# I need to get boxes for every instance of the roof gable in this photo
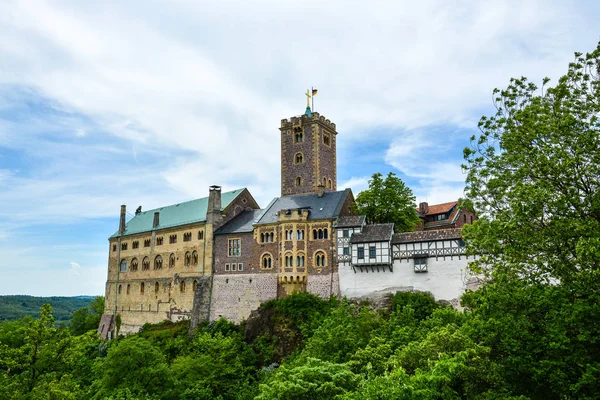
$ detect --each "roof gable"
[110,188,246,238]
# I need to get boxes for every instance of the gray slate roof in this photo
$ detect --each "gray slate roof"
[335,215,366,228]
[256,189,351,224]
[215,209,264,234]
[350,223,394,243]
[392,228,462,244]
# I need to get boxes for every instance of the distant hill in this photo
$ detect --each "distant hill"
[0,295,95,323]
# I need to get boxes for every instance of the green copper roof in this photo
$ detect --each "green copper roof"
[109,188,245,239]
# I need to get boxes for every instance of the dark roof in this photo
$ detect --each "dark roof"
[350,223,394,243]
[215,209,264,235]
[256,189,351,224]
[392,228,462,244]
[418,201,457,216]
[335,215,366,228]
[110,188,245,238]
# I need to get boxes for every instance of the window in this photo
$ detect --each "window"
[286,230,293,240]
[357,247,364,260]
[232,263,237,271]
[154,282,160,293]
[436,214,446,221]
[126,284,131,295]
[112,244,116,252]
[296,254,305,267]
[169,253,175,268]
[297,229,304,240]
[144,239,151,247]
[120,260,127,272]
[295,177,302,186]
[192,250,198,265]
[118,284,122,294]
[294,127,303,143]
[295,153,304,164]
[142,257,150,271]
[369,246,376,259]
[313,228,328,239]
[169,235,177,244]
[261,232,274,243]
[262,254,273,269]
[225,264,230,271]
[324,228,328,239]
[463,214,467,223]
[470,216,474,223]
[132,241,138,249]
[238,263,243,271]
[323,177,327,186]
[180,281,186,293]
[198,230,204,240]
[131,258,138,271]
[156,237,163,246]
[343,247,349,256]
[228,239,241,256]
[414,257,428,273]
[193,280,198,292]
[285,253,293,267]
[140,282,145,294]
[121,242,128,251]
[315,251,326,267]
[185,252,191,267]
[343,230,349,238]
[183,232,192,242]
[323,133,330,146]
[154,255,163,270]
[328,179,332,189]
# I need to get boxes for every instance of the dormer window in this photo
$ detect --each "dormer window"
[436,214,446,221]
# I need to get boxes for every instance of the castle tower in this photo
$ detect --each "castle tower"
[280,107,337,196]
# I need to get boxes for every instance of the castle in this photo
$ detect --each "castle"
[98,103,476,338]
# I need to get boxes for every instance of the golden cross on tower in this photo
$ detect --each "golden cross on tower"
[305,89,311,108]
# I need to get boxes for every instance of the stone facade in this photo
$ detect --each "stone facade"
[280,112,337,196]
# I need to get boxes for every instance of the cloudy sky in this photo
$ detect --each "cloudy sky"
[0,0,598,296]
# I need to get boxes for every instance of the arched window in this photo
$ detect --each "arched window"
[120,260,127,272]
[140,282,145,294]
[296,229,304,240]
[318,229,324,239]
[193,280,198,292]
[180,281,186,293]
[118,284,122,294]
[154,282,160,293]
[314,251,327,267]
[313,229,318,240]
[295,153,304,164]
[261,253,273,269]
[131,258,138,271]
[324,228,328,239]
[192,251,198,265]
[169,253,175,268]
[154,255,162,270]
[296,177,302,186]
[142,257,150,271]
[126,284,131,295]
[270,232,274,242]
[185,252,191,266]
[285,253,293,267]
[296,254,305,267]
[328,179,332,189]
[323,177,327,186]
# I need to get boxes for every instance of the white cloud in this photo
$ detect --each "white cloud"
[339,176,370,195]
[69,262,81,276]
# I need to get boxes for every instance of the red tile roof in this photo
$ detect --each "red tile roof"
[420,201,457,215]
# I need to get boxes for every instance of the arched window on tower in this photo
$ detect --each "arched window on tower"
[328,179,332,189]
[131,258,138,271]
[314,251,327,267]
[295,153,303,164]
[142,257,150,271]
[323,177,327,186]
[261,253,273,269]
[296,177,302,186]
[154,255,162,270]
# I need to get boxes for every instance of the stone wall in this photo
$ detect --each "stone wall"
[307,273,340,299]
[209,274,278,323]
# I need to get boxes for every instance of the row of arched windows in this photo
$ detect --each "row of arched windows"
[261,232,275,243]
[121,251,199,272]
[265,251,327,268]
[117,280,198,296]
[313,228,329,240]
[322,177,333,189]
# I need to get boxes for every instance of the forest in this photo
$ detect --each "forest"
[1,39,598,400]
[0,296,94,323]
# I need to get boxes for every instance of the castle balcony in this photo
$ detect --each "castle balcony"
[278,274,307,284]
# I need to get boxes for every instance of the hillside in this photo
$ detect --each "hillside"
[0,295,94,322]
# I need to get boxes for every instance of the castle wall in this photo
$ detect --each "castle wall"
[307,273,340,299]
[338,255,474,301]
[209,274,278,322]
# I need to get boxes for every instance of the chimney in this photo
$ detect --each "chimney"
[207,185,222,225]
[153,212,160,228]
[135,206,142,215]
[119,205,126,234]
[419,202,429,214]
[317,184,325,198]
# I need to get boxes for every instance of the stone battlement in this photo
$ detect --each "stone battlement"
[280,112,336,131]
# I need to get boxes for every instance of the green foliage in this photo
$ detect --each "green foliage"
[463,41,600,291]
[0,295,94,323]
[355,172,420,232]
[70,297,105,335]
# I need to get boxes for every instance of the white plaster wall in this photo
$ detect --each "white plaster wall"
[339,256,473,301]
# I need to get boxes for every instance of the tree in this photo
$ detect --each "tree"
[356,172,420,232]
[463,42,600,291]
[70,296,105,336]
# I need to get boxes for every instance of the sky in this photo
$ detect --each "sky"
[0,0,598,296]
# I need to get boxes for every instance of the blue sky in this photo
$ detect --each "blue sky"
[0,0,598,296]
